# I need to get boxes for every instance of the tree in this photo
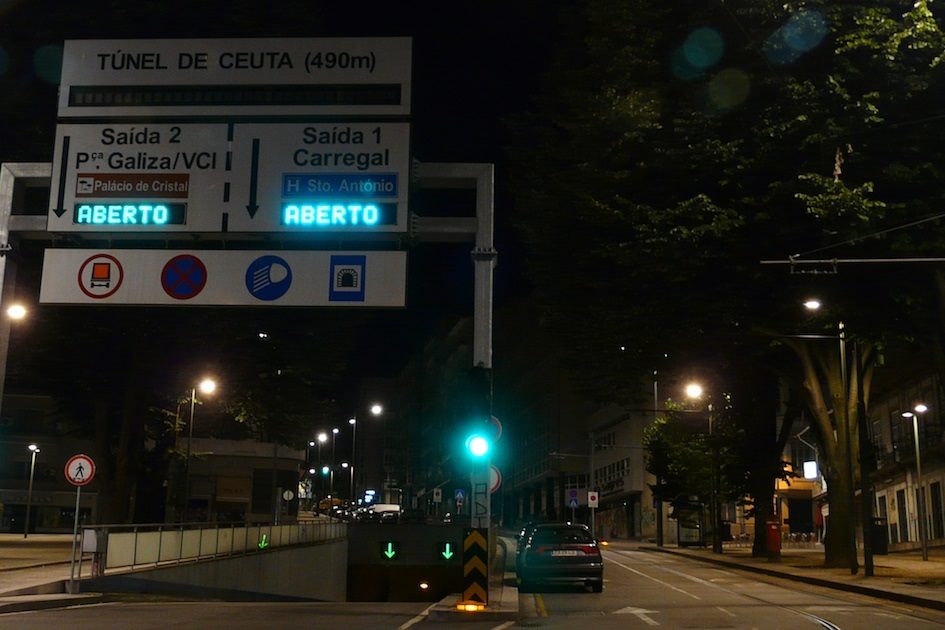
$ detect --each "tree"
[508,0,945,566]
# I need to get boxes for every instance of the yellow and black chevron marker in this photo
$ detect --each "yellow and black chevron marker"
[462,527,489,605]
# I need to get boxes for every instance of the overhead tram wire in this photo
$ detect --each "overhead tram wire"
[761,210,945,270]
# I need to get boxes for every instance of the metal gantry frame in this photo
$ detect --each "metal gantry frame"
[0,159,496,598]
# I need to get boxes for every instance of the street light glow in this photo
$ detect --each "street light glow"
[803,299,821,311]
[318,432,328,443]
[349,417,356,425]
[332,427,339,434]
[685,383,704,400]
[199,378,216,395]
[915,404,929,413]
[28,443,39,452]
[370,403,383,416]
[7,304,26,320]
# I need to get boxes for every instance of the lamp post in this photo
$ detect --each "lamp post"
[349,403,383,503]
[183,378,216,522]
[804,299,861,575]
[348,418,357,501]
[904,404,930,561]
[341,461,352,500]
[330,427,339,498]
[686,383,722,554]
[23,443,39,538]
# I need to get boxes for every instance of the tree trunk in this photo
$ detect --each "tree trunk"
[823,471,856,569]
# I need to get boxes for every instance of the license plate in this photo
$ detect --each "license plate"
[550,550,579,556]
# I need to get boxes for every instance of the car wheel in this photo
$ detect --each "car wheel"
[591,580,603,593]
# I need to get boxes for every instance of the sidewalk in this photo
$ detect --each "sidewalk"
[635,541,945,611]
[0,533,103,612]
[0,533,74,572]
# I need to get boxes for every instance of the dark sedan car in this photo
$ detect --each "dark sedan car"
[514,521,544,569]
[517,523,603,592]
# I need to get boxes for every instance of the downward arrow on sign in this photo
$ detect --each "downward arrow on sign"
[442,543,454,559]
[384,542,396,559]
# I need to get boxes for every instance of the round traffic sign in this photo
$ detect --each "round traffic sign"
[161,254,207,300]
[246,255,292,301]
[77,254,123,299]
[490,415,502,442]
[489,465,502,494]
[64,453,96,486]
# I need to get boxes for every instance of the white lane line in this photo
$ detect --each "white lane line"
[716,606,736,617]
[491,622,516,630]
[398,602,436,629]
[658,567,719,587]
[605,555,701,600]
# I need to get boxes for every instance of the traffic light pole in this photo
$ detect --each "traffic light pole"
[414,162,495,609]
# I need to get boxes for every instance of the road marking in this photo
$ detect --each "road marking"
[605,554,701,600]
[614,606,660,625]
[716,606,736,617]
[794,611,842,630]
[535,593,549,617]
[397,602,436,629]
[491,622,516,630]
[658,567,719,587]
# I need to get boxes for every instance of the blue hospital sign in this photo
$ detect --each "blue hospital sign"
[329,255,366,302]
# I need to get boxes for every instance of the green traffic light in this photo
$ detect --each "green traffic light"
[465,434,490,458]
[321,465,330,475]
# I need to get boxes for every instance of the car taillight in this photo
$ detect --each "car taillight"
[533,546,552,554]
[579,545,600,555]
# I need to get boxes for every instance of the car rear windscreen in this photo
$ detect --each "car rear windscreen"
[532,527,594,544]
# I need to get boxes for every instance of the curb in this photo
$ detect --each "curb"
[644,546,945,612]
[426,535,519,622]
[0,592,104,614]
[0,560,72,574]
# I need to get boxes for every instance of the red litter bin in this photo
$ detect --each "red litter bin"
[766,520,781,560]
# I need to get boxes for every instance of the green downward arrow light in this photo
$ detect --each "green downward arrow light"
[441,542,454,559]
[258,534,269,550]
[384,542,397,559]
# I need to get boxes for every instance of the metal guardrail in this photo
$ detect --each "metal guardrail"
[78,520,346,575]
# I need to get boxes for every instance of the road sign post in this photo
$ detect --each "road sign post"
[65,454,95,592]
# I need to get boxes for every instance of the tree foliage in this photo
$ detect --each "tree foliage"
[509,0,945,565]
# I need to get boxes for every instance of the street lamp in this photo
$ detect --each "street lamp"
[903,404,930,561]
[686,383,722,554]
[330,427,339,497]
[341,461,352,500]
[23,443,39,538]
[6,304,26,320]
[183,377,216,521]
[348,417,357,501]
[804,298,861,575]
[315,432,328,510]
